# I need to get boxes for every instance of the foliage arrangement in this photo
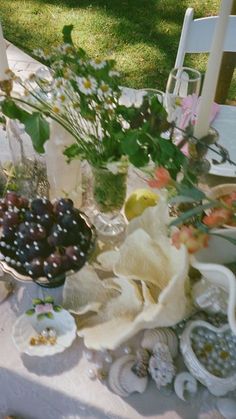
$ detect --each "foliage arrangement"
[0,25,187,178]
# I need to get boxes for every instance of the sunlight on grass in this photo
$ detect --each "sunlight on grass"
[0,0,234,99]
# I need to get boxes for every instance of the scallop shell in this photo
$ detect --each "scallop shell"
[149,342,176,389]
[174,372,198,402]
[141,328,178,358]
[108,354,148,397]
[216,398,236,419]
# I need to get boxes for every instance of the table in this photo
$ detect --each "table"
[1,98,236,419]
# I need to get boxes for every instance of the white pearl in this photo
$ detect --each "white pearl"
[104,354,113,364]
[48,328,57,338]
[84,350,94,361]
[123,346,131,354]
[87,368,96,380]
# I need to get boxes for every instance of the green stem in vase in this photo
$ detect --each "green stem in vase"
[92,167,127,213]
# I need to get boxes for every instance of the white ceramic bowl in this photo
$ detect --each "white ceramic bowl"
[12,309,76,356]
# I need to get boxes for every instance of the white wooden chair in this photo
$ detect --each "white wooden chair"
[175,7,236,68]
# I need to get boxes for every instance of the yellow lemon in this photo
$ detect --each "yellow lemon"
[124,188,159,221]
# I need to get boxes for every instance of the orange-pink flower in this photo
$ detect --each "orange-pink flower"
[202,208,233,228]
[172,225,209,254]
[147,167,171,189]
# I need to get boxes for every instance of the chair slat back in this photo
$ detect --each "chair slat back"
[175,8,236,68]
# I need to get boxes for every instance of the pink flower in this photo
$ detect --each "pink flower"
[35,303,53,314]
[179,94,220,130]
[172,225,209,254]
[147,167,171,189]
[202,208,233,228]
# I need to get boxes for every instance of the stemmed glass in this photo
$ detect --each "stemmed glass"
[165,67,202,145]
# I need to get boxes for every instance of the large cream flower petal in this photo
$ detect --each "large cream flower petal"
[63,265,119,315]
[127,199,170,239]
[114,229,171,292]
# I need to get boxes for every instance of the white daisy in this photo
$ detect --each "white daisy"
[97,81,112,98]
[90,58,106,70]
[76,76,97,95]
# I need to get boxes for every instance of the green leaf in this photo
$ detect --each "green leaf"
[32,298,43,306]
[37,313,46,320]
[25,308,35,316]
[169,195,197,205]
[62,25,74,45]
[45,312,54,319]
[121,132,139,156]
[64,143,80,160]
[169,202,215,227]
[24,112,50,153]
[44,296,54,304]
[1,99,29,120]
[175,184,206,201]
[53,305,62,312]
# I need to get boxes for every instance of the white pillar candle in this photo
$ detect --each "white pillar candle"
[0,21,9,80]
[194,0,233,139]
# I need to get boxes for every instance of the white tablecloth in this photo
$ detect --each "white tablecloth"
[0,280,223,419]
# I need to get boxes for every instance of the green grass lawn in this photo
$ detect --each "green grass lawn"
[1,0,235,98]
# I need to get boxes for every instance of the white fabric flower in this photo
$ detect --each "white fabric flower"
[90,59,107,70]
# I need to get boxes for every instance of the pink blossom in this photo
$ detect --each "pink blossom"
[147,167,171,189]
[35,303,53,314]
[202,208,233,228]
[172,225,209,254]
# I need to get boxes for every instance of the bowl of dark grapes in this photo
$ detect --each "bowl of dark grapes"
[0,192,96,287]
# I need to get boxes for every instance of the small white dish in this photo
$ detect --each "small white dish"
[12,309,77,356]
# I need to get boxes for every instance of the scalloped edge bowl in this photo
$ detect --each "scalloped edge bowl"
[12,309,77,356]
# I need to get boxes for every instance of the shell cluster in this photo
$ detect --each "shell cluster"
[131,348,150,378]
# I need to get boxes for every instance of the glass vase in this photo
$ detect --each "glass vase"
[6,120,49,198]
[91,166,127,240]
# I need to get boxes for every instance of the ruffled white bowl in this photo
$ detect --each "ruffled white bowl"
[12,309,76,356]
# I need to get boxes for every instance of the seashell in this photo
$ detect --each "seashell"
[192,278,228,314]
[216,398,236,419]
[174,372,198,402]
[149,342,175,389]
[131,348,150,378]
[108,354,148,397]
[141,328,178,358]
[180,320,236,396]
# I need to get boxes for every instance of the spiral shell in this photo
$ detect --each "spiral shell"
[149,342,176,389]
[108,354,148,397]
[131,348,150,378]
[141,328,178,358]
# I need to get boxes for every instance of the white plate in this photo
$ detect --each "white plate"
[208,105,236,177]
[12,309,77,356]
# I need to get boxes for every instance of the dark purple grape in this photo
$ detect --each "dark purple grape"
[44,253,63,279]
[18,196,29,210]
[59,213,79,230]
[47,224,67,247]
[25,257,44,278]
[27,222,47,241]
[26,240,51,260]
[37,212,54,230]
[31,197,53,215]
[24,210,36,223]
[2,226,16,241]
[0,201,7,218]
[65,245,86,268]
[2,211,20,228]
[4,191,20,208]
[53,198,74,215]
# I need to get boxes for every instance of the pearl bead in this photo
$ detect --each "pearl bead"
[48,328,57,338]
[87,368,96,380]
[104,354,113,364]
[84,350,94,361]
[123,346,131,354]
